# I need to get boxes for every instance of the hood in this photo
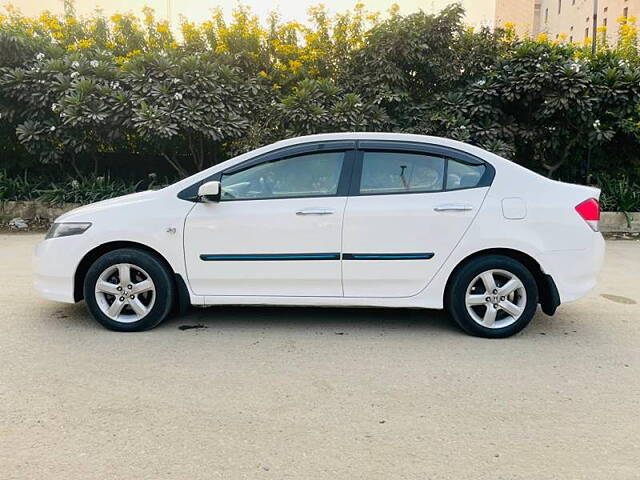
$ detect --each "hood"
[56,190,159,222]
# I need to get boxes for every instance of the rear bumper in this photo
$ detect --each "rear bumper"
[541,233,605,304]
[33,237,81,304]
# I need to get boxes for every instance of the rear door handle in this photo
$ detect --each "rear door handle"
[296,208,335,215]
[433,204,474,212]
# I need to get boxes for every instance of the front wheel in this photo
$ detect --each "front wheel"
[83,248,175,332]
[446,255,538,338]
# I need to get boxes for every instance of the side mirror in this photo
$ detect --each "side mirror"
[198,181,221,202]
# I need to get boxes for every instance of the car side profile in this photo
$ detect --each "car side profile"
[33,133,605,338]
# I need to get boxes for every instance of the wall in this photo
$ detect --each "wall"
[535,0,639,44]
[495,0,538,35]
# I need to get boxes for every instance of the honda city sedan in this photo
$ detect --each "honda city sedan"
[34,133,605,338]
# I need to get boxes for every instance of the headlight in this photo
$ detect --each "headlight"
[45,222,92,239]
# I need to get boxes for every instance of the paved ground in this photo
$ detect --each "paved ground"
[1,234,639,479]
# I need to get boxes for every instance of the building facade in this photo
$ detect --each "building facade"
[532,0,639,44]
[461,0,538,37]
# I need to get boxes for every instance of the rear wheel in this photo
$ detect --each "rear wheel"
[83,248,175,331]
[446,255,538,338]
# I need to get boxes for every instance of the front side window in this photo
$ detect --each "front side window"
[359,151,445,195]
[220,151,344,200]
[446,158,486,190]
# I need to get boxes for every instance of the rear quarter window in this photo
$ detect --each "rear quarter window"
[446,158,486,190]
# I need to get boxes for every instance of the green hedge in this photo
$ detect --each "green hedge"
[0,3,639,191]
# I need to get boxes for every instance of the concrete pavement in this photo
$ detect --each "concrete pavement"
[1,234,639,479]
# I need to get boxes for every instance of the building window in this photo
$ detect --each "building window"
[586,16,590,22]
[585,27,589,38]
[545,8,549,23]
[603,18,607,27]
[604,7,608,13]
[623,7,629,17]
[558,0,562,14]
[572,0,575,4]
[569,35,573,42]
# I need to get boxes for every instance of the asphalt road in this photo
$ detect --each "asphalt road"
[1,233,639,479]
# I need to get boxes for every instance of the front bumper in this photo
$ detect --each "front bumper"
[33,236,84,303]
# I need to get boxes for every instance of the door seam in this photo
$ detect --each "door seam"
[339,196,350,297]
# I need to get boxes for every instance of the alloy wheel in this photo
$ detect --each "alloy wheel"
[464,269,527,329]
[94,263,156,323]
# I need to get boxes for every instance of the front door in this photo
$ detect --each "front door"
[341,144,492,297]
[184,146,354,297]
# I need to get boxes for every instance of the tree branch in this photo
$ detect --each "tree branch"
[161,152,189,178]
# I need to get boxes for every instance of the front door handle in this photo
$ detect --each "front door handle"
[296,208,335,215]
[433,204,474,212]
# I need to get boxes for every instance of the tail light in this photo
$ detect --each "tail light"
[575,198,600,231]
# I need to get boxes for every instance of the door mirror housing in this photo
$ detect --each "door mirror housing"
[198,181,221,202]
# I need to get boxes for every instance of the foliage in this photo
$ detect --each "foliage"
[0,170,42,200]
[0,2,639,191]
[0,170,148,204]
[124,52,260,176]
[596,173,640,227]
[36,175,143,205]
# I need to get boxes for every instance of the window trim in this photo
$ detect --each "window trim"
[177,140,356,201]
[350,141,495,197]
[177,139,496,201]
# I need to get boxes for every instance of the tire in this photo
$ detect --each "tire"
[83,248,175,332]
[446,255,538,338]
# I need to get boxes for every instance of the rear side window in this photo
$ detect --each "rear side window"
[359,151,445,194]
[446,158,486,190]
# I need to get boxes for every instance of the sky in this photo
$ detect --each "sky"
[9,0,467,26]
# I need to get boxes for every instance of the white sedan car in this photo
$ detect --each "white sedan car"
[34,133,604,338]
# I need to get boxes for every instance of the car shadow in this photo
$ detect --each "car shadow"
[42,298,574,339]
[162,304,460,334]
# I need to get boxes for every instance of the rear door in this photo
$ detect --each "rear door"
[341,141,493,298]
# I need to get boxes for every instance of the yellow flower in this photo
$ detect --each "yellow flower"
[288,59,302,71]
[536,33,549,42]
[126,49,142,59]
[77,38,94,49]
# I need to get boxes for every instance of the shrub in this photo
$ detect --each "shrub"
[0,170,42,200]
[36,175,143,205]
[0,3,639,184]
[596,173,640,226]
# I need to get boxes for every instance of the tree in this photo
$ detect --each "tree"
[124,52,262,176]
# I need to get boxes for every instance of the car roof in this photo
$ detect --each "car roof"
[269,132,508,165]
[271,132,470,149]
